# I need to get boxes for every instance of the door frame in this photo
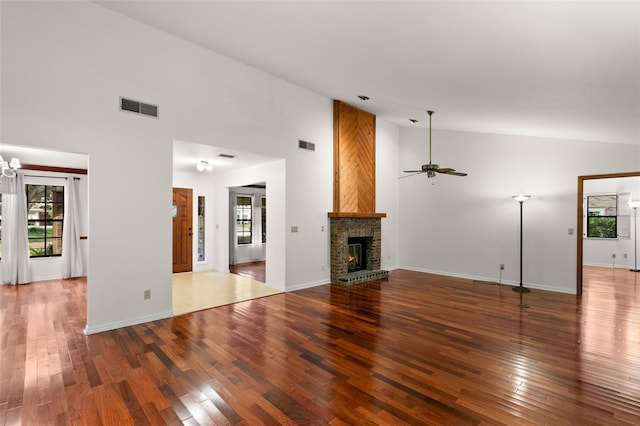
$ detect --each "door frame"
[576,171,640,295]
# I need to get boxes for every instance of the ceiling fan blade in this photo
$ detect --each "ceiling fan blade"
[438,169,467,176]
[399,171,425,179]
[437,167,454,173]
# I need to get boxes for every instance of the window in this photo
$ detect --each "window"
[27,184,64,257]
[236,196,252,245]
[587,195,617,238]
[261,197,266,244]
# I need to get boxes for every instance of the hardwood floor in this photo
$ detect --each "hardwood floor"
[230,261,266,283]
[1,267,639,424]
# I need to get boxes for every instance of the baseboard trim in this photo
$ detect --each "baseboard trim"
[84,310,174,335]
[286,278,331,292]
[398,266,575,295]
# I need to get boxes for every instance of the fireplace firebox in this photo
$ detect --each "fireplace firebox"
[348,237,368,272]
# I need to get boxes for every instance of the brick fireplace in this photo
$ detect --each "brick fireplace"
[329,214,388,285]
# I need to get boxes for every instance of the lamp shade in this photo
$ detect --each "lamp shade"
[512,194,531,203]
[628,200,640,208]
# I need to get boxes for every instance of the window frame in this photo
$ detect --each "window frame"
[236,195,252,245]
[585,194,618,239]
[261,196,266,244]
[26,183,65,258]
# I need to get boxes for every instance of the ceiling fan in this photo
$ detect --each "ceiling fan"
[403,110,467,178]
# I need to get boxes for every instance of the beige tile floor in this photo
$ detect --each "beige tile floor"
[172,270,282,316]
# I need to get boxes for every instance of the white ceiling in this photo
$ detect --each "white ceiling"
[172,140,278,174]
[9,1,638,171]
[97,0,640,146]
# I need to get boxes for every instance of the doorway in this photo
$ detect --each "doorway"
[577,171,640,295]
[173,187,193,273]
[229,184,266,280]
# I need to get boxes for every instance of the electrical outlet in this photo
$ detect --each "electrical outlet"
[144,289,151,300]
[500,264,504,271]
[321,265,324,271]
[624,253,628,259]
[612,253,616,259]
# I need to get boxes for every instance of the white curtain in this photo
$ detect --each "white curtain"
[1,174,31,284]
[62,177,83,278]
[229,190,237,265]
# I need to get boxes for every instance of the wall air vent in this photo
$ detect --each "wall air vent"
[298,140,315,151]
[218,154,236,159]
[119,97,158,118]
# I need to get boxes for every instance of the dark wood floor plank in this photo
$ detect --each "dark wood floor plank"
[1,267,640,424]
[230,260,266,283]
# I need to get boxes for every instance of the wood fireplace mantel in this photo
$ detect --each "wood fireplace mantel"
[328,212,386,218]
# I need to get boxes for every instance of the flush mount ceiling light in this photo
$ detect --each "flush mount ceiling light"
[196,160,213,172]
[0,155,21,177]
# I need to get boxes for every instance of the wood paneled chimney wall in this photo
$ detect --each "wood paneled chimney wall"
[329,100,388,284]
[332,100,379,215]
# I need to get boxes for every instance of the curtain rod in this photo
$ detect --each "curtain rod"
[23,175,81,180]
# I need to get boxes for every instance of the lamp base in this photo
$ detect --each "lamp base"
[631,269,640,272]
[512,286,531,293]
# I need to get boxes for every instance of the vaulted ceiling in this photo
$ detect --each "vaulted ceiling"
[97,1,640,145]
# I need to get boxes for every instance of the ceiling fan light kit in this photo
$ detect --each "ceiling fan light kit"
[403,110,467,179]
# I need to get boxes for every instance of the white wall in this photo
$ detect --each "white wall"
[399,128,640,294]
[2,1,375,332]
[376,119,401,270]
[583,177,640,268]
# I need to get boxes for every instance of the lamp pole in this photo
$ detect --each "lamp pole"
[630,201,640,272]
[513,195,531,293]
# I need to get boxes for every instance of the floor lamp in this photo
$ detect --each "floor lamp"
[630,201,640,272]
[512,195,531,293]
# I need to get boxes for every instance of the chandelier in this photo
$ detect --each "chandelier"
[196,160,213,172]
[0,156,21,177]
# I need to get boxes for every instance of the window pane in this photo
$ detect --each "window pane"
[587,217,617,238]
[236,196,252,245]
[588,195,617,216]
[26,184,64,257]
[29,240,46,257]
[47,237,63,256]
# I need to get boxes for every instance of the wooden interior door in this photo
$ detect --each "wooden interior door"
[173,187,193,273]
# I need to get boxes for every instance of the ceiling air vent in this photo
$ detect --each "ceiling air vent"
[298,140,315,151]
[120,97,158,118]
